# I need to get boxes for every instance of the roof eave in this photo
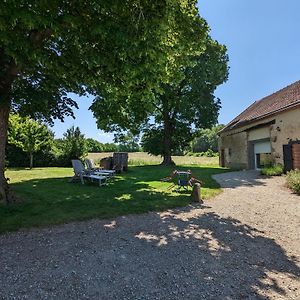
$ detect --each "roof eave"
[220,100,300,134]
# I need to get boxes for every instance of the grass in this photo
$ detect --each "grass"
[88,152,219,166]
[1,163,228,234]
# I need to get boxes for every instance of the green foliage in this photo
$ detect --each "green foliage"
[8,114,53,168]
[56,126,87,166]
[1,0,209,122]
[6,143,57,168]
[91,1,210,133]
[188,150,219,157]
[86,138,104,153]
[85,138,120,153]
[6,122,121,168]
[103,143,118,153]
[192,125,224,153]
[261,164,284,176]
[141,125,190,156]
[1,0,221,201]
[114,132,141,152]
[92,27,229,161]
[2,164,228,233]
[286,169,300,194]
[141,128,164,156]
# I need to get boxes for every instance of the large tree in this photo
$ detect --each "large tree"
[93,36,229,164]
[0,0,203,203]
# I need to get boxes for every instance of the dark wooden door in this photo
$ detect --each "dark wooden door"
[283,144,293,172]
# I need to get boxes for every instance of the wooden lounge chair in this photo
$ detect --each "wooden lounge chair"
[85,158,116,177]
[71,159,107,186]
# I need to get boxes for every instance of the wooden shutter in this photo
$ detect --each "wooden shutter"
[292,144,300,169]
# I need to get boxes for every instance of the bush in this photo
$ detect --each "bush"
[261,164,284,176]
[6,143,57,168]
[204,149,218,157]
[286,169,300,194]
[185,151,218,157]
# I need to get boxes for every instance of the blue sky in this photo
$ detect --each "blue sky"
[52,0,300,142]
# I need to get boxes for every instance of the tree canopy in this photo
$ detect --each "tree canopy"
[94,36,229,163]
[0,0,206,203]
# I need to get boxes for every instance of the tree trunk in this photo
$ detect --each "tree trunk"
[161,110,175,166]
[0,100,11,204]
[0,49,18,204]
[29,153,33,169]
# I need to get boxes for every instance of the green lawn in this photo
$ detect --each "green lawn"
[1,165,228,233]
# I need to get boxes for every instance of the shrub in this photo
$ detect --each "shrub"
[204,149,218,157]
[286,169,300,195]
[261,164,284,176]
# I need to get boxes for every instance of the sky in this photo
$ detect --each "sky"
[52,0,300,142]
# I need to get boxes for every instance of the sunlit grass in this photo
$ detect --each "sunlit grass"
[88,152,219,166]
[1,163,228,233]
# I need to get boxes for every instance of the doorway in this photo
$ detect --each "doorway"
[220,149,225,167]
[253,140,272,169]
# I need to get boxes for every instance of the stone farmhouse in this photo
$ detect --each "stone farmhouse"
[219,80,300,170]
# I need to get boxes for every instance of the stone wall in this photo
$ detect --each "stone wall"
[270,108,300,165]
[219,107,300,169]
[219,130,248,169]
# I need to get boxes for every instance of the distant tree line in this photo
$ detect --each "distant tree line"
[6,114,222,168]
[6,115,141,168]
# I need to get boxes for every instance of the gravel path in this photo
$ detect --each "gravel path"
[0,171,299,300]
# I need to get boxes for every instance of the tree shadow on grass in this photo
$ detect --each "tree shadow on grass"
[0,165,220,232]
[0,165,228,233]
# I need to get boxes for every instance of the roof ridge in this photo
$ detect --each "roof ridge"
[255,80,300,104]
[221,80,300,133]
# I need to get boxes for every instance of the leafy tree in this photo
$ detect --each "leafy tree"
[191,125,225,153]
[8,115,53,169]
[0,0,204,203]
[60,126,87,164]
[114,132,140,152]
[95,36,229,164]
[141,124,190,156]
[102,143,118,153]
[86,138,104,153]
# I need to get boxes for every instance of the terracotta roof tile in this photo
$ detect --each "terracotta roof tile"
[222,80,300,132]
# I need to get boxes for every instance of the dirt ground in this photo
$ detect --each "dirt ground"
[0,171,299,299]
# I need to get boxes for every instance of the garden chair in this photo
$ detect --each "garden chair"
[71,159,107,186]
[161,170,203,191]
[176,171,192,191]
[85,158,116,177]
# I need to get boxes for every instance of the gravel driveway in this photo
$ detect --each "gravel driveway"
[0,171,299,300]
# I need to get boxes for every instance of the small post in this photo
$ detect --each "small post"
[191,183,203,204]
